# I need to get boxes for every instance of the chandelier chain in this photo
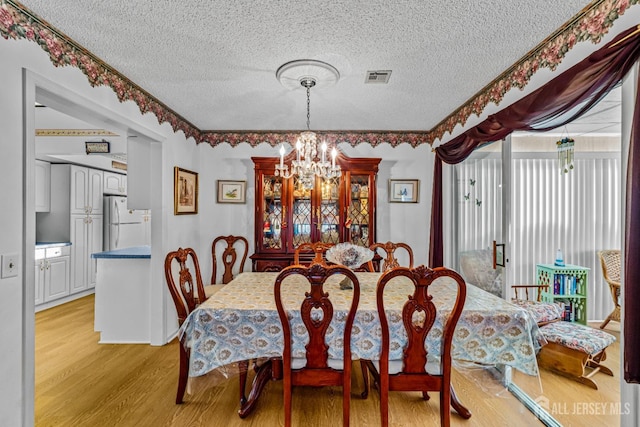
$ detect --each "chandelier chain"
[306,85,311,131]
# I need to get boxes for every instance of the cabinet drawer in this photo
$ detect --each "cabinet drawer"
[45,246,71,258]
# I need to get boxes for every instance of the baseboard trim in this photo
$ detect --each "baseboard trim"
[35,288,95,312]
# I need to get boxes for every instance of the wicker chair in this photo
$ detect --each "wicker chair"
[598,250,621,329]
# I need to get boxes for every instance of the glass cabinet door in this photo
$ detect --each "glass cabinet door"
[291,174,313,248]
[318,176,341,244]
[260,175,284,251]
[348,174,371,247]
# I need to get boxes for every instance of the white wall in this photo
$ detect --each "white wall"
[0,37,434,424]
[0,38,28,427]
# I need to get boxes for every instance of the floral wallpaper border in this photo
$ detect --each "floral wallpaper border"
[200,130,432,148]
[1,0,637,147]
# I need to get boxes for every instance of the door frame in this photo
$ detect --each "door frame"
[22,69,165,425]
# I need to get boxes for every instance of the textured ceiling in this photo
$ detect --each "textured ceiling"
[18,0,595,135]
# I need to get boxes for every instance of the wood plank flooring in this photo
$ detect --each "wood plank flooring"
[35,295,620,426]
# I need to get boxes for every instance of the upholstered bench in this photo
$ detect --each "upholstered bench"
[512,295,616,389]
[537,321,615,389]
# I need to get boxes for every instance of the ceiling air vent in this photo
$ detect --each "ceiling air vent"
[365,70,392,84]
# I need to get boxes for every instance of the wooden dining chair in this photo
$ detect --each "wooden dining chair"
[274,263,360,427]
[361,265,467,427]
[293,241,334,266]
[211,234,248,287]
[366,241,414,273]
[598,249,621,329]
[164,247,208,404]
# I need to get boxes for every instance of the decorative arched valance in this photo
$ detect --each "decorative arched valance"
[428,24,640,382]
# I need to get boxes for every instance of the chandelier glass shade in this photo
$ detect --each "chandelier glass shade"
[274,64,341,189]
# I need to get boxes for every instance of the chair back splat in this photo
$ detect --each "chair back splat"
[164,247,207,403]
[370,241,414,272]
[212,235,248,284]
[293,241,334,266]
[362,265,467,427]
[274,263,360,427]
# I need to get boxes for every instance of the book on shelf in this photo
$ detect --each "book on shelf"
[557,299,582,322]
[553,274,578,295]
[557,299,573,321]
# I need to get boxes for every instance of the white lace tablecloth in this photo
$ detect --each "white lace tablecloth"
[179,272,541,377]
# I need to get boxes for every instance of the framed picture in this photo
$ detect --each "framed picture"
[493,241,506,268]
[217,180,246,204]
[389,179,419,203]
[174,167,198,215]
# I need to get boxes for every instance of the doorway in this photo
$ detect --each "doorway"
[23,70,165,424]
[447,86,623,425]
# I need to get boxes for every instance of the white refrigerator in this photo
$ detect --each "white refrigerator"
[103,196,151,250]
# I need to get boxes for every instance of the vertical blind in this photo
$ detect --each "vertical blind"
[455,154,621,321]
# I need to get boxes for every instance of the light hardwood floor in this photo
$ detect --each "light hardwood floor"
[35,295,620,426]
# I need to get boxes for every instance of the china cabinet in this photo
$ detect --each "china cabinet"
[250,152,380,272]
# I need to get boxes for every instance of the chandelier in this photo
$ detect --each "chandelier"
[274,60,342,190]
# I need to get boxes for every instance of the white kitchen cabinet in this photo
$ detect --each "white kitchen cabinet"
[70,214,103,293]
[38,164,105,294]
[70,165,103,215]
[103,171,127,196]
[143,210,152,245]
[44,256,71,301]
[35,246,71,305]
[35,160,51,212]
[34,258,44,306]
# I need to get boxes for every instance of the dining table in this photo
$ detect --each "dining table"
[179,271,542,418]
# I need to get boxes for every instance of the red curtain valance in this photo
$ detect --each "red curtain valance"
[428,25,640,382]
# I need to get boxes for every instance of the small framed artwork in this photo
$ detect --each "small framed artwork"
[493,240,506,268]
[174,167,198,215]
[217,180,246,204]
[389,179,419,203]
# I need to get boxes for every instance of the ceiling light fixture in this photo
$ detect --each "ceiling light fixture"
[274,60,341,190]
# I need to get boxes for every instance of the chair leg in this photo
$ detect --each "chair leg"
[441,385,451,427]
[283,373,292,427]
[380,375,389,427]
[360,360,370,399]
[343,364,351,427]
[176,345,189,404]
[599,313,612,329]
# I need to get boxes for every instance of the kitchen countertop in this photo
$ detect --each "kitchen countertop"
[36,242,72,249]
[91,245,151,259]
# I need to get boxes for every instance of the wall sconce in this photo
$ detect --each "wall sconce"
[85,140,110,154]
